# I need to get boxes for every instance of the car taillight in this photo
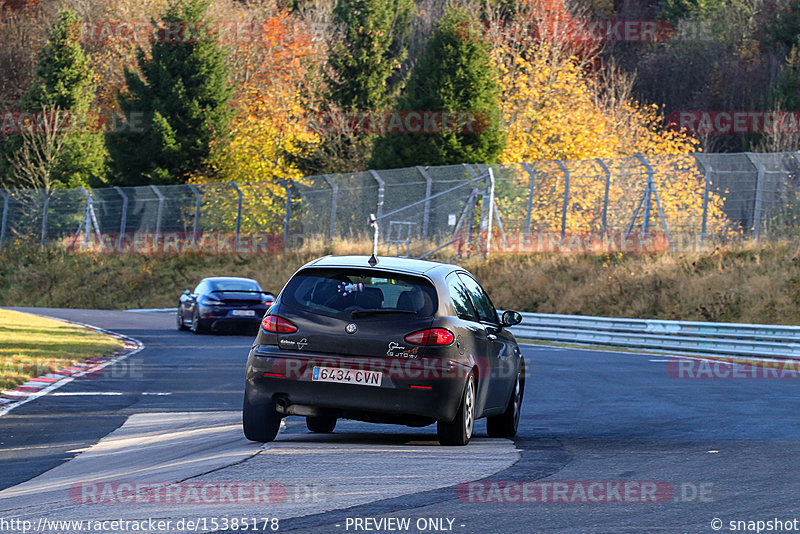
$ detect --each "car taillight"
[261,315,297,334]
[404,328,454,346]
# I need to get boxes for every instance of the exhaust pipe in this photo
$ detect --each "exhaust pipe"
[274,398,321,417]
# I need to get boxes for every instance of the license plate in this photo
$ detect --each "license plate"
[312,366,382,387]
[231,310,256,317]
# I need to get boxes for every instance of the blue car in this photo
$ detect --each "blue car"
[177,277,275,334]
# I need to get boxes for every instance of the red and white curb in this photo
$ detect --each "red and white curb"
[0,317,144,417]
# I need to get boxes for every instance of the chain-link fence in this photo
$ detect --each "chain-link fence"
[3,151,800,256]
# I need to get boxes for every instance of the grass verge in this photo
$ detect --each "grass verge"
[1,241,800,325]
[0,309,124,390]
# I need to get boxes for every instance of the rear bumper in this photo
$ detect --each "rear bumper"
[199,306,265,331]
[205,317,261,330]
[245,345,470,422]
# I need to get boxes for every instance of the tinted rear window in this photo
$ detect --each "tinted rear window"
[209,279,261,292]
[281,268,438,319]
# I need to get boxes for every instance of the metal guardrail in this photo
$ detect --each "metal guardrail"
[508,312,800,360]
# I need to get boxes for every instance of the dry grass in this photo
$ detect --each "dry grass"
[1,241,800,325]
[466,242,800,324]
[0,309,124,390]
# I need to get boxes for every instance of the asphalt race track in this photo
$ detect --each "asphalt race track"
[1,307,799,534]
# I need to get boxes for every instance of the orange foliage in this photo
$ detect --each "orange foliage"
[0,0,39,11]
[499,0,601,61]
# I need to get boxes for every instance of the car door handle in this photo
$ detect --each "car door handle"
[487,334,497,341]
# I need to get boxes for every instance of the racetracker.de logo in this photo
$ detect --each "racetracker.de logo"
[79,21,279,44]
[307,111,490,135]
[666,111,800,134]
[667,359,800,379]
[69,482,286,505]
[456,481,677,504]
[0,110,149,135]
[521,19,673,43]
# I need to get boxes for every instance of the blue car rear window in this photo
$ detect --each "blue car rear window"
[210,280,261,292]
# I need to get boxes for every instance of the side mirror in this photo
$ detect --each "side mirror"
[501,310,523,327]
[182,289,191,296]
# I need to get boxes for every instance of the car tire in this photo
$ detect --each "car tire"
[242,395,282,442]
[437,372,475,446]
[306,415,337,433]
[487,359,525,439]
[190,310,206,334]
[176,309,188,331]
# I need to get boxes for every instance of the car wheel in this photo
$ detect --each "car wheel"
[306,415,337,433]
[487,359,525,438]
[437,372,475,446]
[190,310,206,334]
[242,394,282,442]
[176,309,188,331]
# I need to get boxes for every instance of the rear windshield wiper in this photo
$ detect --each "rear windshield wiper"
[350,309,417,318]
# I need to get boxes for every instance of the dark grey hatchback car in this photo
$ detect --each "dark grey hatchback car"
[243,255,525,445]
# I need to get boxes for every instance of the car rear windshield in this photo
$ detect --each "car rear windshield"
[210,280,261,292]
[281,268,438,319]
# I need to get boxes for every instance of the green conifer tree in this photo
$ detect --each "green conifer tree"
[371,7,505,169]
[107,0,233,185]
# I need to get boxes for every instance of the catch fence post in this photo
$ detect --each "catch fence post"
[635,153,674,252]
[230,182,243,251]
[322,175,338,242]
[149,185,164,250]
[745,152,765,240]
[113,186,128,251]
[521,162,536,238]
[0,189,8,246]
[486,169,495,257]
[596,159,611,237]
[40,190,49,247]
[278,179,292,247]
[694,153,711,246]
[187,184,201,246]
[416,166,434,243]
[555,160,570,242]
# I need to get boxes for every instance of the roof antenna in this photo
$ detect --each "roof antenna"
[368,214,379,266]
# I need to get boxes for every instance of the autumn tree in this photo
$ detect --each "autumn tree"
[298,0,414,174]
[326,0,415,111]
[480,2,734,239]
[107,0,233,186]
[7,105,70,192]
[0,0,45,185]
[371,7,505,169]
[189,7,323,231]
[2,10,105,190]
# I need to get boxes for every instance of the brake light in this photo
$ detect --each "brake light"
[404,328,454,346]
[261,315,297,334]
